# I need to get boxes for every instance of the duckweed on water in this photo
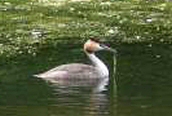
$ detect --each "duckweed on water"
[0,0,172,58]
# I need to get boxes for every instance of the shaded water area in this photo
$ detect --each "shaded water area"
[0,42,172,116]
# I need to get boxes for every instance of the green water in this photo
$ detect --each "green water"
[0,43,172,116]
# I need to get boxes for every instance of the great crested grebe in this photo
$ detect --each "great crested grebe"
[34,39,117,91]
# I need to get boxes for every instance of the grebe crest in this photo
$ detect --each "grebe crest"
[84,39,103,53]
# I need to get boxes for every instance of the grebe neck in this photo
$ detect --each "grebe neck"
[86,52,109,77]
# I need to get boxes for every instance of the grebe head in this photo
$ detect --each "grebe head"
[84,39,117,54]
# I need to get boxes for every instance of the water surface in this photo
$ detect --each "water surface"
[0,43,172,116]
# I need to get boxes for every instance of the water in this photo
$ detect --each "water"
[0,43,172,116]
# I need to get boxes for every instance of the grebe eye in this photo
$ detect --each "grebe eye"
[100,43,107,48]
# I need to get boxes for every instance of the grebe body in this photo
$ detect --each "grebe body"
[34,39,117,90]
